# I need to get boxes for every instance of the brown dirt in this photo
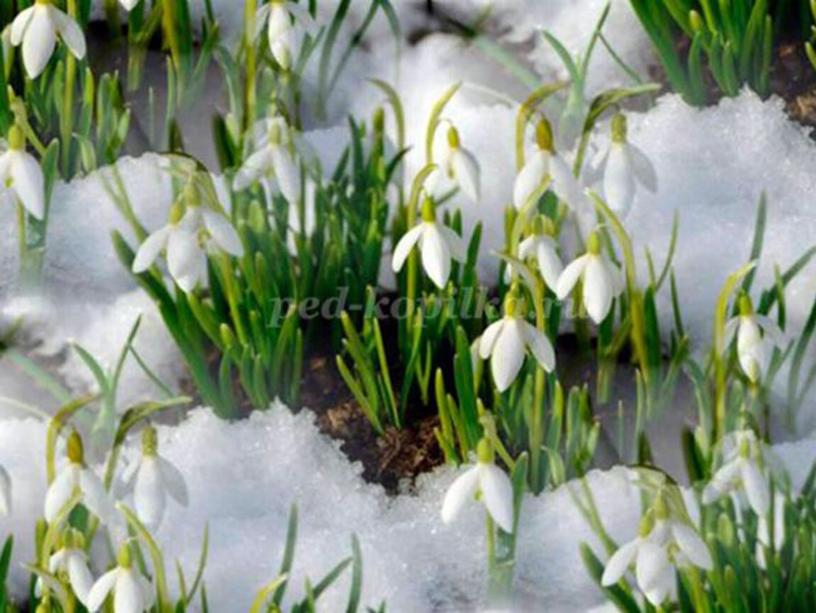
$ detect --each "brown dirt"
[299,352,443,494]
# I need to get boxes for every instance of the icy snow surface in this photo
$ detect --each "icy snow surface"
[1,405,814,611]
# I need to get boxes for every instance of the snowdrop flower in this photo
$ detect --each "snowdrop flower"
[47,529,94,607]
[702,429,771,516]
[0,125,45,219]
[518,215,564,291]
[88,543,154,613]
[132,187,244,293]
[437,126,481,203]
[255,0,315,70]
[0,464,10,516]
[234,118,300,205]
[10,0,86,78]
[593,113,657,217]
[725,295,787,383]
[391,197,466,289]
[556,231,623,324]
[121,425,188,532]
[441,439,514,533]
[513,118,584,211]
[45,431,116,525]
[478,287,555,392]
[602,496,712,606]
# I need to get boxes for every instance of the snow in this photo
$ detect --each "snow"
[2,403,813,611]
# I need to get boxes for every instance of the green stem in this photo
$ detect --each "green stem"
[61,0,79,175]
[243,0,258,132]
[530,279,547,493]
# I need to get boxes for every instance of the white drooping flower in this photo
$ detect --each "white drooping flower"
[120,425,188,532]
[255,0,315,70]
[0,125,45,219]
[391,197,466,289]
[592,113,657,217]
[556,231,624,324]
[513,118,584,211]
[441,439,515,533]
[602,497,712,606]
[724,295,787,383]
[436,126,481,203]
[10,0,86,78]
[702,429,772,516]
[132,188,244,293]
[0,464,10,516]
[87,544,155,613]
[44,431,116,526]
[234,117,301,205]
[478,289,555,392]
[47,529,95,607]
[517,215,564,291]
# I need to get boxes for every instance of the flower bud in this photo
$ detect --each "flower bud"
[67,431,84,465]
[142,425,158,457]
[7,124,24,151]
[611,113,628,145]
[535,119,554,153]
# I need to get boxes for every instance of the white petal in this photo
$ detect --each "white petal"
[119,0,141,10]
[158,457,188,506]
[513,151,547,210]
[635,541,670,592]
[439,225,467,263]
[115,570,144,613]
[67,552,95,606]
[555,254,589,300]
[233,147,273,190]
[50,6,86,60]
[478,320,505,360]
[134,457,165,531]
[203,210,243,257]
[391,224,423,273]
[420,223,452,289]
[601,539,639,586]
[451,149,481,203]
[702,459,741,504]
[755,314,787,348]
[629,144,657,193]
[518,236,537,261]
[672,523,712,570]
[132,226,171,273]
[583,256,614,324]
[603,144,636,216]
[44,465,78,522]
[49,550,66,574]
[253,4,271,39]
[490,319,526,392]
[550,153,584,208]
[87,569,119,611]
[740,459,770,516]
[271,146,300,204]
[22,8,57,78]
[441,466,480,524]
[79,469,115,525]
[167,228,206,292]
[723,316,740,348]
[521,321,555,372]
[0,466,10,516]
[9,150,45,219]
[267,3,293,39]
[10,7,35,46]
[536,238,564,291]
[478,463,515,533]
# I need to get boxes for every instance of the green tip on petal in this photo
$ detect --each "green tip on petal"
[447,126,460,150]
[476,438,494,463]
[67,431,84,465]
[586,231,601,255]
[535,118,554,153]
[611,113,627,144]
[420,197,436,222]
[7,125,24,151]
[142,424,158,457]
